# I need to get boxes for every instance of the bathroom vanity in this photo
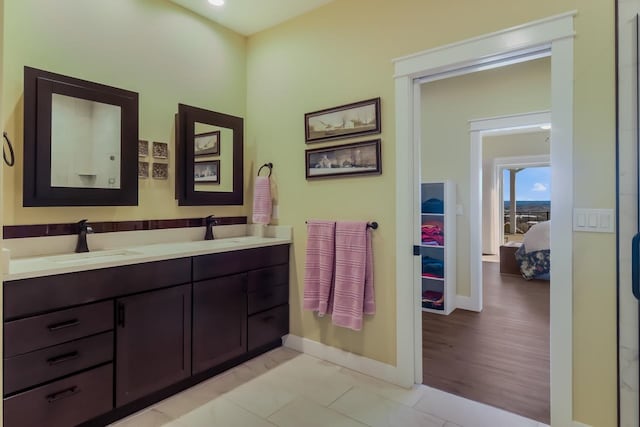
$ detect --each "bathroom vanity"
[2,235,290,427]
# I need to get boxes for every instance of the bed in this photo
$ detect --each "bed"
[514,220,550,280]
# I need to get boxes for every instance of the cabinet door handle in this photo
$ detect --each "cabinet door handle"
[47,319,80,332]
[47,351,80,366]
[46,386,80,403]
[117,303,126,328]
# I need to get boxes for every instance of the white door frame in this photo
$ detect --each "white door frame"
[493,153,551,254]
[470,112,552,313]
[393,12,575,427]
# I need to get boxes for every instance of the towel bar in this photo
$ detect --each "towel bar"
[305,220,378,230]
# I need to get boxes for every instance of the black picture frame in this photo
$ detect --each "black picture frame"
[305,139,381,179]
[304,97,381,143]
[194,130,220,156]
[194,160,220,184]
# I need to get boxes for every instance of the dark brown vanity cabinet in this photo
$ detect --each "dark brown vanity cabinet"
[115,284,192,406]
[3,244,290,427]
[247,265,290,351]
[3,301,114,427]
[193,244,290,361]
[193,274,247,374]
[3,258,191,427]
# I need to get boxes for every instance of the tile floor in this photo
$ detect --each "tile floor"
[111,347,549,427]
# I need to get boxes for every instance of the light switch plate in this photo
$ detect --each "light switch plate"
[573,208,615,233]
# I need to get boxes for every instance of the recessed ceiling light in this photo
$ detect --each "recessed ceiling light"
[540,124,551,130]
[208,0,224,6]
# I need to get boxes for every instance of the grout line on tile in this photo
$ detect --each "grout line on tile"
[325,385,355,407]
[222,395,284,420]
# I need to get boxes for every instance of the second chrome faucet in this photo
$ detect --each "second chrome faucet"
[204,215,218,240]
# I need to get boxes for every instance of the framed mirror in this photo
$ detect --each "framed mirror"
[23,66,139,206]
[176,104,243,205]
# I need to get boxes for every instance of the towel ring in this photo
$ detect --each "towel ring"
[257,162,273,177]
[3,132,15,167]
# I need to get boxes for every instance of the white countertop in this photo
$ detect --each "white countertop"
[4,225,292,281]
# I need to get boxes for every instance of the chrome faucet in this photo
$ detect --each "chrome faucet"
[204,215,218,240]
[75,219,93,253]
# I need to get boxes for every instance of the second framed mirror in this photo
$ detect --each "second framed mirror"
[176,104,243,205]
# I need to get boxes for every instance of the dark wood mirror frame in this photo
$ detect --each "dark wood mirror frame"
[23,66,139,206]
[176,104,244,206]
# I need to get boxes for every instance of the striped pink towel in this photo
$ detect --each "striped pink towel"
[252,176,272,225]
[303,220,336,316]
[331,221,375,331]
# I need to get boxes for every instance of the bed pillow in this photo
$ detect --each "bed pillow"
[523,220,550,253]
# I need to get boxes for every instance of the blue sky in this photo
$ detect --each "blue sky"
[503,166,550,201]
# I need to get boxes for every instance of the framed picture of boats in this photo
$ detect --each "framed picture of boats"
[305,139,381,179]
[304,98,381,143]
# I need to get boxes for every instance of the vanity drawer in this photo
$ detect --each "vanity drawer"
[248,285,288,315]
[193,245,289,281]
[4,363,113,427]
[4,300,113,357]
[247,304,289,351]
[4,257,191,320]
[4,331,113,395]
[247,264,288,292]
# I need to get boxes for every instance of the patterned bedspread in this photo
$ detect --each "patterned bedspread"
[514,244,550,280]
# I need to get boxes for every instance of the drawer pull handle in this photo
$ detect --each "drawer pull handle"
[46,386,81,403]
[47,351,80,366]
[263,315,275,322]
[47,319,80,332]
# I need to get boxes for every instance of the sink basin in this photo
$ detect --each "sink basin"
[47,249,143,265]
[166,237,266,249]
[224,236,265,244]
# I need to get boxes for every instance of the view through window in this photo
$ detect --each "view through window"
[503,166,550,241]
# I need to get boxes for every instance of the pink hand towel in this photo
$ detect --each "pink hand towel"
[252,176,272,225]
[303,220,336,316]
[331,221,375,331]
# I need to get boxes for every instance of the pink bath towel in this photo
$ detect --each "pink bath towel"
[331,221,375,331]
[303,220,336,316]
[252,176,272,225]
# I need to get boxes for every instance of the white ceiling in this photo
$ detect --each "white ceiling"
[169,0,335,36]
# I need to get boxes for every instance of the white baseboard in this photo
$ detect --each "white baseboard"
[455,295,481,312]
[282,334,401,386]
[573,422,592,427]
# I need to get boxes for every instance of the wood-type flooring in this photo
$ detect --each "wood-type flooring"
[422,261,550,424]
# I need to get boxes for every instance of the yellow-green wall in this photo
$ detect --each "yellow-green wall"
[422,58,551,297]
[0,0,617,425]
[1,0,248,224]
[246,1,616,426]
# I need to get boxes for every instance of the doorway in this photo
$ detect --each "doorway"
[393,12,575,427]
[420,65,552,420]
